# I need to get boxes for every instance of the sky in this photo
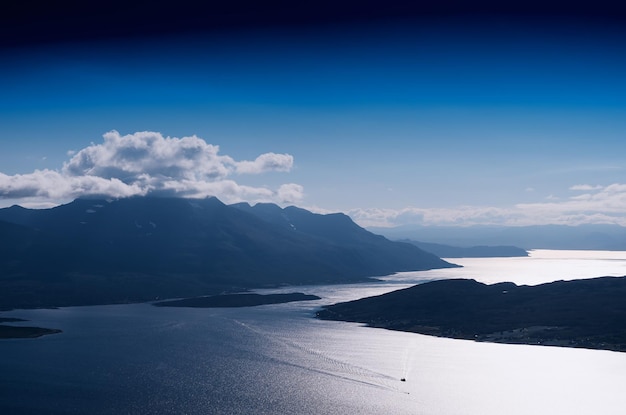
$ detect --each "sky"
[1,2,626,227]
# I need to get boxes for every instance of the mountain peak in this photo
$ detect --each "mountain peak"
[0,196,456,309]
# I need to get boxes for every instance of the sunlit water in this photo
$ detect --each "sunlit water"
[1,250,626,414]
[383,249,626,286]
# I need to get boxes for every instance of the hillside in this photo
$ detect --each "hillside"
[0,197,456,309]
[317,277,626,352]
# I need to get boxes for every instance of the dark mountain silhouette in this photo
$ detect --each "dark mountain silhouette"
[232,202,450,272]
[0,324,61,339]
[317,276,626,352]
[369,224,626,250]
[400,239,528,257]
[0,197,456,309]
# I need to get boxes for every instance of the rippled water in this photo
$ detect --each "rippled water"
[1,250,626,414]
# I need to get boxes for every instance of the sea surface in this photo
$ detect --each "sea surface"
[2,250,626,414]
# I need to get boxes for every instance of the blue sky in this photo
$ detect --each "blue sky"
[1,15,626,227]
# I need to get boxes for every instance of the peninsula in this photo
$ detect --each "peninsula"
[154,292,321,308]
[317,276,626,352]
[0,318,61,339]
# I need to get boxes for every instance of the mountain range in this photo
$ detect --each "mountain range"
[399,240,528,258]
[0,197,456,309]
[369,224,626,250]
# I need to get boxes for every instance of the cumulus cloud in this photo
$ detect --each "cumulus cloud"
[235,153,293,174]
[348,184,626,228]
[276,183,304,204]
[0,170,145,200]
[63,131,237,181]
[0,131,299,206]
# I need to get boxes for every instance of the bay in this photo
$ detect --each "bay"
[1,250,626,414]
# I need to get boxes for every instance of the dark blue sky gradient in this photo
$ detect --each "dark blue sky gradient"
[2,5,626,225]
[4,18,625,110]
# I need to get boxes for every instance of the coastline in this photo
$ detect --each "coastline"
[153,292,321,308]
[358,322,626,353]
[317,276,626,353]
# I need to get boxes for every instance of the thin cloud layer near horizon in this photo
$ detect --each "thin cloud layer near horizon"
[2,8,626,228]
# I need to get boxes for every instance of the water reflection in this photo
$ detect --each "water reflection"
[2,250,626,414]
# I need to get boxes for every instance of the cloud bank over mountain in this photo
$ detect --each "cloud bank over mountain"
[0,131,301,206]
[2,131,625,229]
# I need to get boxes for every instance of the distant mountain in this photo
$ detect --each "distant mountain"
[0,197,456,309]
[400,240,528,258]
[317,276,626,352]
[368,224,626,250]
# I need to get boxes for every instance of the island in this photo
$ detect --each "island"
[153,292,321,308]
[0,318,62,339]
[316,277,626,352]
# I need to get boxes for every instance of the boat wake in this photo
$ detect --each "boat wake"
[232,319,409,394]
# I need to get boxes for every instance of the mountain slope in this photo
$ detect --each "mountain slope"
[233,202,452,273]
[0,197,456,309]
[317,276,626,352]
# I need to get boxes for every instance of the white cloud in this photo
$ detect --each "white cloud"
[349,205,519,228]
[0,131,299,206]
[235,153,293,174]
[63,131,236,181]
[276,183,304,204]
[570,184,603,191]
[301,205,337,215]
[0,169,145,200]
[348,184,626,228]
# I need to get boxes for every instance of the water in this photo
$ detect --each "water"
[1,250,626,414]
[383,249,626,286]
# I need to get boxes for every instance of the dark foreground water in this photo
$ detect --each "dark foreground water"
[2,250,626,414]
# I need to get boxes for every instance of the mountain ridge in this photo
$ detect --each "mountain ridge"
[369,224,626,250]
[0,197,456,309]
